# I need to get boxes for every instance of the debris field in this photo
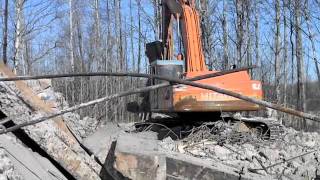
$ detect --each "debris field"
[0,63,319,180]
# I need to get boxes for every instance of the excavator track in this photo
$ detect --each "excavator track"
[234,116,285,141]
[135,112,285,142]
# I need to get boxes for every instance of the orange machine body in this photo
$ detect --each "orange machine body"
[172,71,262,112]
[149,69,262,112]
[147,0,263,113]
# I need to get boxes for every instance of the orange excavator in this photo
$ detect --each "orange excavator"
[146,0,262,113]
[141,0,283,140]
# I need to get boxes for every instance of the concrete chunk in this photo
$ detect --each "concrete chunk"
[103,133,268,180]
[0,134,67,180]
[82,123,122,163]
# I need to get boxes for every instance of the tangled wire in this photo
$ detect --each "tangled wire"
[181,120,268,146]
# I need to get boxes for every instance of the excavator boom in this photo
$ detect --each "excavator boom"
[162,0,206,72]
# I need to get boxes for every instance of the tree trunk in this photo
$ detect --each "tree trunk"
[275,0,281,104]
[153,0,160,39]
[236,0,244,66]
[93,0,101,117]
[295,0,306,127]
[69,0,75,105]
[118,0,124,71]
[130,0,135,72]
[304,0,320,90]
[289,0,295,106]
[105,0,111,121]
[14,0,25,74]
[222,0,229,70]
[283,0,288,106]
[69,0,75,73]
[245,1,252,76]
[137,0,141,73]
[2,0,8,65]
[254,0,260,80]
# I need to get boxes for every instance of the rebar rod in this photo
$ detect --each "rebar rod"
[0,66,255,82]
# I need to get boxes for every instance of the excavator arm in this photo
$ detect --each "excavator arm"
[156,0,207,72]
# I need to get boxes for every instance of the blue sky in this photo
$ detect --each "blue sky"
[1,0,319,81]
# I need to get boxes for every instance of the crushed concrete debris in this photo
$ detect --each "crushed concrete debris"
[0,65,102,180]
[27,79,99,139]
[84,123,266,179]
[1,64,320,179]
[0,81,101,179]
[0,148,22,180]
[0,134,67,180]
[105,132,266,180]
[159,125,320,179]
[63,113,98,138]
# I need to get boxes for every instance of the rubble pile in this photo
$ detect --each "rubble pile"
[26,79,99,138]
[0,64,102,180]
[0,63,319,180]
[159,121,320,179]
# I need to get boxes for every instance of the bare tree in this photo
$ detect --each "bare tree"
[254,0,260,79]
[105,0,111,121]
[199,0,216,69]
[14,0,26,74]
[69,0,74,73]
[137,0,141,73]
[153,0,161,39]
[275,0,281,104]
[222,0,229,70]
[245,1,252,76]
[236,0,244,66]
[303,0,320,90]
[130,0,135,71]
[2,0,8,65]
[294,0,306,127]
[283,0,288,106]
[289,0,296,106]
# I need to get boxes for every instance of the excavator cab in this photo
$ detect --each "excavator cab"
[145,0,263,113]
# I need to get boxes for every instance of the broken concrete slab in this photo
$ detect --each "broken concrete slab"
[0,134,67,180]
[103,134,268,180]
[0,136,23,180]
[83,123,122,163]
[83,123,158,164]
[0,64,101,179]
